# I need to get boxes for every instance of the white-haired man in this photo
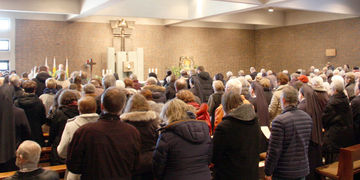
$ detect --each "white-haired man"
[6,140,59,180]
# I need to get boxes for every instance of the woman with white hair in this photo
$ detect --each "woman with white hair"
[322,75,355,164]
[153,99,211,180]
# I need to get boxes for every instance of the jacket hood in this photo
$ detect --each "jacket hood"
[59,105,79,118]
[198,72,211,80]
[68,113,99,127]
[36,72,51,83]
[143,85,165,92]
[164,120,209,143]
[16,94,40,107]
[121,111,157,122]
[225,104,256,121]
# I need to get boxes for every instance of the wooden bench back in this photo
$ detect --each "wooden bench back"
[338,144,360,180]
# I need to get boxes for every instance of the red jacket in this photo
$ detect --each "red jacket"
[187,102,212,135]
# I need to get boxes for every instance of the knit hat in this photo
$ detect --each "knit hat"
[298,75,309,83]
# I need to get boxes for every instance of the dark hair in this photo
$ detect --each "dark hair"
[22,72,28,78]
[148,72,157,79]
[101,87,127,114]
[166,70,172,76]
[197,66,205,72]
[215,73,224,81]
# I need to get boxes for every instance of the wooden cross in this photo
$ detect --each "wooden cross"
[86,58,96,79]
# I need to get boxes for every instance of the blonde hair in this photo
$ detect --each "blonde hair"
[160,99,195,123]
[45,78,57,89]
[259,78,271,89]
[212,80,224,92]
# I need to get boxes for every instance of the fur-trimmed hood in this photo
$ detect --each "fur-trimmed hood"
[121,110,158,122]
[143,85,165,92]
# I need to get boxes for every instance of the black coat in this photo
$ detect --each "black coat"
[153,120,212,180]
[207,92,223,132]
[322,92,355,154]
[5,168,59,180]
[13,106,31,147]
[351,96,360,144]
[212,104,260,180]
[15,93,46,146]
[263,88,273,106]
[121,111,159,175]
[0,86,16,164]
[33,72,51,97]
[67,113,141,180]
[49,105,79,165]
[197,72,213,103]
[165,82,176,101]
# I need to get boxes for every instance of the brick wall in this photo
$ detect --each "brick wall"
[255,17,360,73]
[15,19,255,79]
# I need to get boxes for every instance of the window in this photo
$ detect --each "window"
[0,19,10,31]
[0,40,9,51]
[0,60,9,71]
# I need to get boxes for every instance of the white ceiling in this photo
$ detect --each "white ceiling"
[0,0,359,29]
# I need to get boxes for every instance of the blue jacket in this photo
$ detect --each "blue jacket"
[153,120,212,180]
[265,106,312,179]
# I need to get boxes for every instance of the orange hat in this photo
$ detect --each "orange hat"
[298,75,309,83]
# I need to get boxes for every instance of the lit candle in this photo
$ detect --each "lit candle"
[152,68,154,73]
[102,69,105,76]
[155,68,158,74]
[148,68,151,73]
[109,69,112,74]
[106,69,109,74]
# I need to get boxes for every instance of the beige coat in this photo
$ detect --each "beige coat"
[268,84,289,120]
[57,113,99,180]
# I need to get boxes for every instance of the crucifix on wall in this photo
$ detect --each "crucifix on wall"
[110,19,132,51]
[86,58,96,79]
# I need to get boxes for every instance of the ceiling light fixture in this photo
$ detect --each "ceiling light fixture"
[268,8,274,12]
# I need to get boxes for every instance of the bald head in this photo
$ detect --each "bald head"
[16,140,41,167]
[101,87,127,114]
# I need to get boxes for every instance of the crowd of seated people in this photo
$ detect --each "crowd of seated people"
[0,62,360,180]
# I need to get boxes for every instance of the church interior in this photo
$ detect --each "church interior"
[1,0,360,180]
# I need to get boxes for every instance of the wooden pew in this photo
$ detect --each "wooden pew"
[316,144,360,180]
[0,164,66,180]
[40,147,52,163]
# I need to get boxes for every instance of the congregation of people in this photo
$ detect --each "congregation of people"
[1,62,360,180]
